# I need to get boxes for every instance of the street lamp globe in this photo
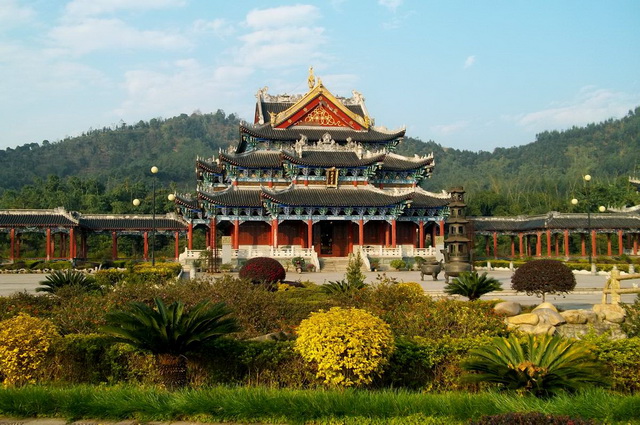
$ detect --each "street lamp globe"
[584,174,592,182]
[132,198,141,207]
[571,198,578,205]
[167,193,176,201]
[599,205,606,212]
[151,166,159,174]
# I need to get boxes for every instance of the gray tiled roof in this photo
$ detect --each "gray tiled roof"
[240,123,405,143]
[199,188,263,207]
[282,151,385,167]
[219,151,282,168]
[410,191,450,208]
[472,212,640,232]
[0,212,76,227]
[261,186,411,207]
[381,155,434,171]
[196,159,223,174]
[79,216,186,231]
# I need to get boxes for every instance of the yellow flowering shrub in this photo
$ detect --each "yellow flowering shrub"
[295,307,394,387]
[0,313,59,386]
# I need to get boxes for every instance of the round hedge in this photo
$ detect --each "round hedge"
[238,257,286,284]
[511,259,576,299]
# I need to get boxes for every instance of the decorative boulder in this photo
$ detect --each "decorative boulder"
[507,313,539,326]
[593,304,626,324]
[560,310,589,325]
[533,302,558,313]
[533,308,566,326]
[494,301,521,317]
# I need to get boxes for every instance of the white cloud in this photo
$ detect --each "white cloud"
[48,18,191,55]
[378,0,403,12]
[431,120,470,135]
[245,4,320,29]
[464,55,476,69]
[0,0,34,28]
[193,18,235,38]
[64,0,185,18]
[515,86,640,132]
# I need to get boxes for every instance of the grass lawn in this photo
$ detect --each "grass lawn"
[1,385,639,424]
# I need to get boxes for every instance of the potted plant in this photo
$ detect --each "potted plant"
[414,256,426,270]
[369,258,380,272]
[306,263,316,272]
[292,256,306,273]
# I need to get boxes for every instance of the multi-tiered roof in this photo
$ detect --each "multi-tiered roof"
[175,69,450,230]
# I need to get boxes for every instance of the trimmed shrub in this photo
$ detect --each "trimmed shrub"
[0,314,59,386]
[586,334,640,392]
[239,257,286,285]
[390,259,406,271]
[295,307,395,387]
[470,412,596,425]
[511,259,576,302]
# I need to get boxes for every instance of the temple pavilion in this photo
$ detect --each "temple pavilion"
[173,69,451,269]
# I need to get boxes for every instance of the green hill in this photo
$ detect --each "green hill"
[1,106,639,215]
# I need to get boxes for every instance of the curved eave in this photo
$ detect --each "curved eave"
[219,151,282,168]
[240,123,405,143]
[196,159,223,174]
[281,151,385,167]
[260,186,411,207]
[174,194,200,210]
[198,189,263,208]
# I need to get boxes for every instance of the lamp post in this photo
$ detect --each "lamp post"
[571,174,605,268]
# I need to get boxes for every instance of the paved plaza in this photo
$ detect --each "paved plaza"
[0,268,637,309]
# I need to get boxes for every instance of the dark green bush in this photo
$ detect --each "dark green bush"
[511,259,576,301]
[586,334,640,392]
[469,412,596,425]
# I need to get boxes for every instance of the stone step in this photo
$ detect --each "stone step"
[319,257,351,272]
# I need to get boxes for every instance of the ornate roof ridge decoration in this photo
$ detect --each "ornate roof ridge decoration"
[238,122,406,143]
[386,151,434,162]
[218,150,283,168]
[258,70,370,130]
[404,186,452,200]
[80,212,183,220]
[287,134,387,159]
[196,157,223,173]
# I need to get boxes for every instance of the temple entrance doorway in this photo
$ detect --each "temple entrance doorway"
[316,221,348,257]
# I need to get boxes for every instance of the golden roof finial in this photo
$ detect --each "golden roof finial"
[308,66,316,90]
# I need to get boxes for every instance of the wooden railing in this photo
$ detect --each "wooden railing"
[602,267,640,304]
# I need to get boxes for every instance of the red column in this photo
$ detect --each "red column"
[439,220,445,237]
[510,236,515,258]
[385,223,390,246]
[210,217,216,248]
[69,228,75,260]
[112,231,118,260]
[419,221,425,249]
[143,232,149,260]
[591,230,597,259]
[564,230,570,257]
[493,232,498,258]
[518,232,524,256]
[358,219,364,246]
[234,219,240,249]
[581,234,586,257]
[187,222,193,250]
[618,230,624,256]
[9,228,15,261]
[174,231,180,260]
[307,220,313,249]
[536,231,542,257]
[546,230,552,257]
[634,234,638,255]
[271,219,278,248]
[391,219,397,248]
[46,228,52,261]
[607,233,612,257]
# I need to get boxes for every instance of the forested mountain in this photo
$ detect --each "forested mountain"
[1,106,639,215]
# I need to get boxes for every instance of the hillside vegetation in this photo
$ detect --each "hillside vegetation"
[1,107,639,215]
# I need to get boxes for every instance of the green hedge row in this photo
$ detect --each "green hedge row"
[40,333,640,392]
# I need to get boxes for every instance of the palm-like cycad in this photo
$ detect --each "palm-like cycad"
[101,297,239,388]
[37,270,100,294]
[462,334,607,397]
[320,279,368,295]
[444,271,501,301]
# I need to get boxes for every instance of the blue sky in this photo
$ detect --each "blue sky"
[1,0,639,152]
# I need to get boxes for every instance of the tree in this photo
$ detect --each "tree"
[444,271,502,301]
[462,334,607,397]
[345,251,365,287]
[511,259,576,302]
[101,298,239,389]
